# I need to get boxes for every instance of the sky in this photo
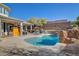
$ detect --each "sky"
[4,3,79,21]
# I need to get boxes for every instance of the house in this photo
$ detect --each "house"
[0,4,72,37]
[0,4,33,37]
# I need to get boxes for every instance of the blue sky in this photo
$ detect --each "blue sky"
[4,3,79,21]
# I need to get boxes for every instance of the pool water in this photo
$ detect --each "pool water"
[25,34,59,46]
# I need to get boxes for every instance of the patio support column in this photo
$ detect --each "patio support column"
[30,25,32,30]
[0,18,2,37]
[25,26,27,31]
[20,22,23,36]
[26,26,27,31]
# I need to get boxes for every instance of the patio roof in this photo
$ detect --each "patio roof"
[22,21,33,25]
[0,15,33,25]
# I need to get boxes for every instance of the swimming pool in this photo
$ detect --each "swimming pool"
[25,34,59,46]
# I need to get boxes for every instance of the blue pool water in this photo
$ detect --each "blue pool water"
[25,34,59,46]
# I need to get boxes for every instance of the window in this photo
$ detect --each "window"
[0,7,9,16]
[5,10,8,15]
[0,7,1,13]
[2,8,4,14]
[4,9,5,14]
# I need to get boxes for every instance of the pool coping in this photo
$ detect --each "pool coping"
[24,34,66,53]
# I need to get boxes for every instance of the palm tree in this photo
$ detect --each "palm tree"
[40,18,47,26]
[27,17,37,25]
[27,17,47,32]
[35,18,47,31]
[36,18,47,27]
[27,17,37,32]
[27,17,47,27]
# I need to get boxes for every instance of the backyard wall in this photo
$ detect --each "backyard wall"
[44,20,71,30]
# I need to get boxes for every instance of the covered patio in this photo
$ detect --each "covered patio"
[0,15,32,37]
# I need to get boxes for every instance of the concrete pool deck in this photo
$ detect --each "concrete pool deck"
[0,34,67,55]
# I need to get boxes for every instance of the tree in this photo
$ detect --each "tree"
[39,18,47,26]
[77,16,79,21]
[27,17,47,26]
[71,22,78,28]
[27,17,47,31]
[36,18,47,27]
[71,16,79,27]
[27,17,37,25]
[76,16,79,26]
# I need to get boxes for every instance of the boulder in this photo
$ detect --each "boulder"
[68,27,79,39]
[59,30,68,43]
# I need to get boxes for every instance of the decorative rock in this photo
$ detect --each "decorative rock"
[74,40,79,44]
[59,30,68,43]
[10,49,18,54]
[68,28,79,39]
[65,38,74,44]
[60,44,79,56]
[71,38,76,42]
